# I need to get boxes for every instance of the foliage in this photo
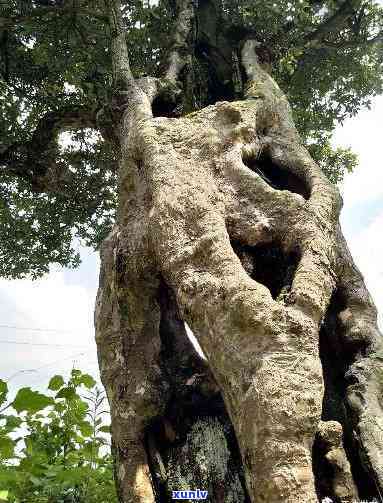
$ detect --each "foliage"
[307,133,358,184]
[0,369,117,503]
[223,1,383,129]
[0,0,382,277]
[0,130,117,278]
[0,0,118,278]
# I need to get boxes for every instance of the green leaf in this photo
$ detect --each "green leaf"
[98,425,111,434]
[53,401,65,413]
[45,465,61,479]
[0,380,8,407]
[48,375,65,391]
[80,374,96,389]
[0,467,18,485]
[71,369,82,379]
[55,386,77,400]
[71,370,96,389]
[12,388,53,414]
[0,436,15,460]
[79,421,93,437]
[29,475,43,486]
[4,415,22,432]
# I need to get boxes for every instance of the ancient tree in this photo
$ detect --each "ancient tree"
[1,1,383,502]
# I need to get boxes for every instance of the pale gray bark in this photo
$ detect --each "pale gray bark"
[104,0,133,86]
[95,3,383,502]
[165,0,195,84]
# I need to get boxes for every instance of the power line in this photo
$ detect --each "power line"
[0,324,80,334]
[0,340,92,348]
[16,352,98,388]
[4,350,95,383]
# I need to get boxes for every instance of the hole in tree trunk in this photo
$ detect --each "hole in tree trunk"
[152,94,181,118]
[242,151,310,199]
[231,240,300,301]
[313,289,379,502]
[145,281,250,502]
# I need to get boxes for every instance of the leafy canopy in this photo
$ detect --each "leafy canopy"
[0,0,382,277]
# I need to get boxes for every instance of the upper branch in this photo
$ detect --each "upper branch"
[304,0,362,46]
[312,31,383,49]
[241,40,285,101]
[0,105,96,193]
[165,0,195,83]
[104,0,133,89]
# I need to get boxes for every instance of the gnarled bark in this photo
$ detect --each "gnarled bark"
[95,3,383,501]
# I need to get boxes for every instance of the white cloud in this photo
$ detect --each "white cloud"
[346,211,383,330]
[0,249,99,392]
[334,95,383,330]
[1,271,94,341]
[334,95,383,209]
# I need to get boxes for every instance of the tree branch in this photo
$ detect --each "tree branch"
[304,0,362,46]
[165,0,195,83]
[315,32,383,49]
[241,39,284,100]
[0,105,96,192]
[104,0,133,89]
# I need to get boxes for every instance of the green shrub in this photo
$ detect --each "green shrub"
[0,370,117,503]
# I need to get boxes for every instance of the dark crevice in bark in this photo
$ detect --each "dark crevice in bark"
[242,151,310,199]
[152,95,180,118]
[158,0,244,114]
[111,440,125,503]
[312,434,337,503]
[313,289,379,502]
[144,281,250,502]
[231,240,300,301]
[185,0,239,109]
[194,43,236,103]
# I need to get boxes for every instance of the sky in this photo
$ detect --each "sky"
[0,95,383,398]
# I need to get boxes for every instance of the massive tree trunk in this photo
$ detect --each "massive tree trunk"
[95,2,383,502]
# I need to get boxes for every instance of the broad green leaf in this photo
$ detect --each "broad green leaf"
[71,369,82,380]
[98,425,111,434]
[55,466,85,484]
[73,399,88,415]
[29,475,43,486]
[0,468,17,485]
[4,415,22,432]
[12,388,53,414]
[48,375,65,391]
[45,465,61,478]
[82,441,95,456]
[0,381,8,407]
[0,436,15,460]
[79,421,93,437]
[55,386,77,400]
[80,374,96,389]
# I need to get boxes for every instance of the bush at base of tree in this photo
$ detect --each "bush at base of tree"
[0,369,117,503]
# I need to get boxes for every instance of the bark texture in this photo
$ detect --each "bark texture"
[95,20,383,503]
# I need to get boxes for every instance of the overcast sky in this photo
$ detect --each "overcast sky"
[1,95,383,397]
